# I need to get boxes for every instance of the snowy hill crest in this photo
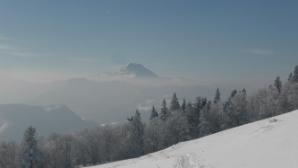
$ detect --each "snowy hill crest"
[87,110,298,168]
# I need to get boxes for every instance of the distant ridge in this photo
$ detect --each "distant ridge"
[0,104,94,142]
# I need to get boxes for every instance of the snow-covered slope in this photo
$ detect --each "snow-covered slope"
[87,110,298,168]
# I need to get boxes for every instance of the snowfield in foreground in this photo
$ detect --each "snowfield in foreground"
[87,110,298,168]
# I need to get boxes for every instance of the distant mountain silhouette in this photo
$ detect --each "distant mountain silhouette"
[0,104,95,142]
[120,63,158,78]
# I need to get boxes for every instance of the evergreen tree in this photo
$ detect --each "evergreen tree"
[127,110,144,157]
[143,118,162,153]
[213,88,221,104]
[21,126,42,168]
[160,99,169,121]
[274,76,282,94]
[185,102,196,137]
[150,106,158,120]
[242,88,247,96]
[163,111,190,145]
[292,65,298,82]
[0,142,18,168]
[198,101,211,136]
[288,72,293,81]
[230,89,237,99]
[186,97,207,138]
[181,99,186,112]
[228,89,249,127]
[170,93,180,111]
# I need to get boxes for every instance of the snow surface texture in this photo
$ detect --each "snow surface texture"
[87,110,298,168]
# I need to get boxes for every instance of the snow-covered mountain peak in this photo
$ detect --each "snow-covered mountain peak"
[120,63,158,78]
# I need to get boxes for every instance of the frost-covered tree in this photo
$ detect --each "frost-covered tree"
[170,93,180,111]
[41,134,73,168]
[198,101,211,136]
[163,111,190,145]
[127,110,145,157]
[285,82,298,110]
[224,89,249,127]
[21,126,43,168]
[181,99,186,112]
[160,99,169,121]
[209,102,224,132]
[144,118,163,153]
[274,76,282,94]
[230,89,238,98]
[73,128,103,166]
[186,97,207,138]
[0,142,18,168]
[213,88,221,104]
[99,125,125,162]
[292,65,298,82]
[288,72,293,81]
[185,102,196,137]
[150,106,158,120]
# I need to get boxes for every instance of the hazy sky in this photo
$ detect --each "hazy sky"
[0,0,297,84]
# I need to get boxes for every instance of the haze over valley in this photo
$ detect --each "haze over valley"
[0,1,297,168]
